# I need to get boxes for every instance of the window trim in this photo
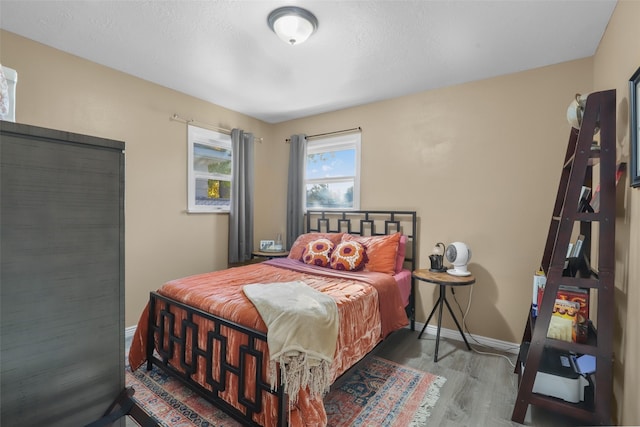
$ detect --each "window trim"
[304,132,361,211]
[187,125,232,213]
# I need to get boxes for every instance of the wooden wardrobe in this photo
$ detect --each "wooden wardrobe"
[1,121,125,426]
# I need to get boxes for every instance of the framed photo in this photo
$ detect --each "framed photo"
[259,240,275,251]
[630,66,640,187]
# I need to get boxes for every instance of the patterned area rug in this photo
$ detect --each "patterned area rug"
[126,356,446,427]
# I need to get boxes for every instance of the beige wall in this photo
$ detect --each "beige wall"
[0,30,275,326]
[1,1,638,421]
[271,61,594,343]
[592,0,640,424]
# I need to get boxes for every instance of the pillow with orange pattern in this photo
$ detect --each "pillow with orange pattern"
[341,232,401,275]
[288,232,344,261]
[329,240,367,271]
[302,238,335,267]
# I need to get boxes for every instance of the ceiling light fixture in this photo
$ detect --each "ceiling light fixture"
[267,6,318,46]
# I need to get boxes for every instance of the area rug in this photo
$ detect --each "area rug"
[126,356,446,426]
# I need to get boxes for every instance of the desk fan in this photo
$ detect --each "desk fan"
[445,242,472,276]
[566,92,600,134]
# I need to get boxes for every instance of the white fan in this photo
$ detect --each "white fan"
[445,242,472,276]
[566,93,600,134]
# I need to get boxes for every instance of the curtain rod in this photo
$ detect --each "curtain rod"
[171,114,263,142]
[285,126,362,143]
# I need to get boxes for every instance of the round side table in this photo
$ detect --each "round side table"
[412,268,475,362]
[251,250,289,259]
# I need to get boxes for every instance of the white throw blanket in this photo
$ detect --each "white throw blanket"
[242,281,339,403]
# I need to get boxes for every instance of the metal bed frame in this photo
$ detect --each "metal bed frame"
[145,210,418,426]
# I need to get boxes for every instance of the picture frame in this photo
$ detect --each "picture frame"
[259,240,275,251]
[630,66,640,187]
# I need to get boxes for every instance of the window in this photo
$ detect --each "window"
[188,125,232,213]
[305,133,361,210]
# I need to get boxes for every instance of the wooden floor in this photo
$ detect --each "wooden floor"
[367,328,583,427]
[127,328,585,426]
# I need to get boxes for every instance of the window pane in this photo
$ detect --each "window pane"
[303,133,361,211]
[194,143,231,175]
[306,148,355,179]
[195,177,230,208]
[305,181,355,209]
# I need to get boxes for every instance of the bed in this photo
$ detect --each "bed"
[128,210,417,426]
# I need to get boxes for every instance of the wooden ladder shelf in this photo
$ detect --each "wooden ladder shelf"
[511,89,617,425]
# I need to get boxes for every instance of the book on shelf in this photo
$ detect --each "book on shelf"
[547,298,581,342]
[532,270,546,317]
[562,235,585,272]
[557,286,589,343]
[571,234,585,259]
[537,284,590,343]
[578,186,592,212]
[566,243,574,258]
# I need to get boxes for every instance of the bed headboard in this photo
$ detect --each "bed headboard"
[305,210,417,271]
[305,210,418,329]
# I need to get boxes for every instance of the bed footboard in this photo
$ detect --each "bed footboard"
[146,291,286,427]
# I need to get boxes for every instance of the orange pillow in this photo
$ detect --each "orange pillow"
[342,232,401,275]
[330,241,367,271]
[288,232,344,261]
[302,238,335,267]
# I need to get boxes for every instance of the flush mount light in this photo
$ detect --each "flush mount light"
[267,6,318,46]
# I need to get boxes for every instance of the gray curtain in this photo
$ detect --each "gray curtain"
[286,134,306,250]
[228,129,254,263]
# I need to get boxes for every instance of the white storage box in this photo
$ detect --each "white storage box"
[520,342,589,403]
[1,65,18,122]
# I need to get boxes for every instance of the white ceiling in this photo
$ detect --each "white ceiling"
[0,0,617,124]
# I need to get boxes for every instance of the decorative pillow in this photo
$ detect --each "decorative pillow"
[302,238,335,267]
[342,232,401,275]
[288,232,344,261]
[395,234,408,274]
[329,241,367,271]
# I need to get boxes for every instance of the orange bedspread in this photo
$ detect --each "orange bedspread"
[128,259,408,426]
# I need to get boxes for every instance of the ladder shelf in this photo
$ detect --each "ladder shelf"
[511,89,617,425]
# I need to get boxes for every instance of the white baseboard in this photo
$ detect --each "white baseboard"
[126,323,520,355]
[411,321,521,355]
[125,325,136,340]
